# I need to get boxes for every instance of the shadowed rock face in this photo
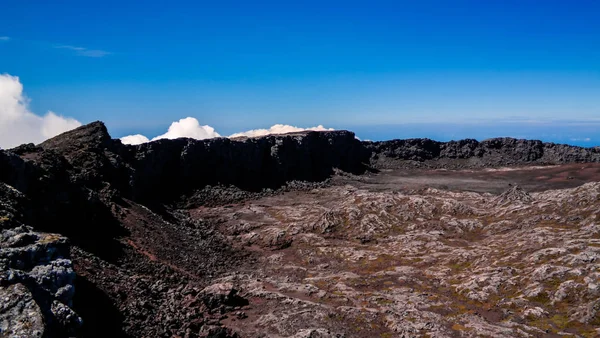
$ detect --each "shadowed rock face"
[16,121,600,204]
[0,183,81,337]
[0,121,599,337]
[126,129,367,204]
[0,122,367,337]
[5,121,598,206]
[26,121,366,204]
[366,137,600,169]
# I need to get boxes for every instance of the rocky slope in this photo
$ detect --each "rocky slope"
[201,180,600,337]
[0,121,599,337]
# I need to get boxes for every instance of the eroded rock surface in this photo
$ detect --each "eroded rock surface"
[192,181,600,337]
[0,224,80,337]
[1,121,600,337]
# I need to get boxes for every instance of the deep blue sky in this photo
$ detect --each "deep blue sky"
[1,0,599,144]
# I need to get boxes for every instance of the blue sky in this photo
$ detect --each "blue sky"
[1,0,599,145]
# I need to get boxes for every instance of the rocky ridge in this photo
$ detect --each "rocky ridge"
[0,121,599,337]
[366,137,600,169]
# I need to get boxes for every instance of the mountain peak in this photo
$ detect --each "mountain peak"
[39,121,112,152]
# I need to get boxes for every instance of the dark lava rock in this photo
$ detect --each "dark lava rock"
[1,121,599,337]
[200,282,248,310]
[0,225,81,337]
[366,137,600,169]
[127,129,366,204]
[6,122,367,206]
[6,122,597,210]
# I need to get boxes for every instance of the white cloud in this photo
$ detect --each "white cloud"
[120,119,334,145]
[0,74,82,148]
[40,111,81,139]
[120,134,150,145]
[121,117,220,145]
[229,124,334,138]
[54,45,111,58]
[151,117,221,141]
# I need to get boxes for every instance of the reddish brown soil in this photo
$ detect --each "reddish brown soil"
[357,163,600,194]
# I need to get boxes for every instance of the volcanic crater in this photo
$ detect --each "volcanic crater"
[1,122,600,337]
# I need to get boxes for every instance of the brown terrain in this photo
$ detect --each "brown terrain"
[1,122,600,338]
[183,164,600,337]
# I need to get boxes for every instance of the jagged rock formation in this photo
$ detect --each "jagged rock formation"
[0,121,599,337]
[32,121,366,203]
[493,185,533,205]
[0,226,81,337]
[1,183,80,337]
[367,137,600,169]
[3,122,598,209]
[5,122,598,208]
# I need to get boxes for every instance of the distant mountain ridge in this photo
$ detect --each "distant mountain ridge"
[366,137,600,169]
[3,121,600,205]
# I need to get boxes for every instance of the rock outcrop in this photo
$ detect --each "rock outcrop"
[366,137,600,169]
[1,121,599,337]
[5,121,365,205]
[494,185,533,205]
[124,129,366,204]
[4,122,598,209]
[1,222,80,337]
[1,182,80,338]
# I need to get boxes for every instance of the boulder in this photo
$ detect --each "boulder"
[0,226,81,337]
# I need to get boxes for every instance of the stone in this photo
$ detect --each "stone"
[0,283,45,338]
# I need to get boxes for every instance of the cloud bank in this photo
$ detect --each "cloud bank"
[229,124,334,138]
[151,117,221,141]
[120,119,333,145]
[0,74,82,148]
